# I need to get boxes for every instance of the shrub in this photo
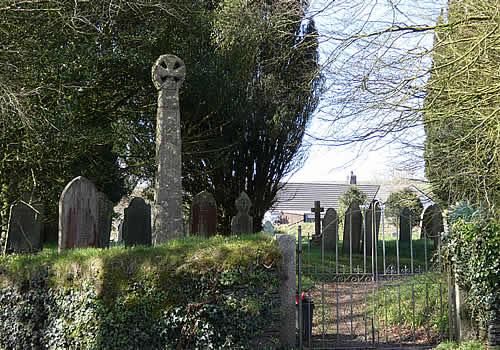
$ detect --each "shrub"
[0,234,283,349]
[338,185,367,219]
[385,188,423,227]
[442,203,500,330]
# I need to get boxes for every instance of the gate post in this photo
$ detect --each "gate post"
[275,234,296,347]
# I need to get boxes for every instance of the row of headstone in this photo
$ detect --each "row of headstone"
[337,201,443,255]
[318,200,393,255]
[5,178,445,253]
[6,183,256,253]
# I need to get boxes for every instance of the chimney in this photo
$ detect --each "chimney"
[349,171,357,185]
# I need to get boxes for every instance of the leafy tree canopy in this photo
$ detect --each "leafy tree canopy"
[0,0,321,236]
[424,0,500,209]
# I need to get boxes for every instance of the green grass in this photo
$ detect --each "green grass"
[434,340,485,350]
[298,237,438,280]
[369,273,449,333]
[0,233,281,291]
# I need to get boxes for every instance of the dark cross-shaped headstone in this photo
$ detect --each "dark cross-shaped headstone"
[310,201,324,236]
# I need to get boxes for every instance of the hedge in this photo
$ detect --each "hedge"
[0,234,283,350]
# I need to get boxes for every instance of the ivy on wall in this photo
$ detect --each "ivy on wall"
[442,203,500,330]
[0,235,283,349]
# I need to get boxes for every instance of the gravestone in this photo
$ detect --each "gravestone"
[117,221,123,242]
[59,176,99,250]
[6,200,43,253]
[97,192,113,248]
[399,207,412,242]
[123,197,152,246]
[231,192,253,234]
[421,204,443,246]
[151,54,186,243]
[263,220,275,234]
[342,202,362,254]
[322,208,339,251]
[363,201,381,256]
[190,191,217,236]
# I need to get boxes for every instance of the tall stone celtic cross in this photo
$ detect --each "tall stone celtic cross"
[151,54,186,243]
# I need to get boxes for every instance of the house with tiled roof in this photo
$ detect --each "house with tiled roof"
[271,174,380,224]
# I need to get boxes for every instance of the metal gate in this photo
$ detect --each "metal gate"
[296,202,449,349]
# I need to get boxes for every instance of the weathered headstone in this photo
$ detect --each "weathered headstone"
[363,201,381,256]
[231,192,253,234]
[322,208,339,251]
[59,176,99,250]
[190,191,217,236]
[97,192,113,248]
[263,220,275,234]
[5,200,43,253]
[123,197,152,246]
[399,207,412,242]
[151,54,186,243]
[421,204,443,246]
[342,202,362,254]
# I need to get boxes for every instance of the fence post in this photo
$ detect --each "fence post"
[448,269,459,341]
[275,234,296,347]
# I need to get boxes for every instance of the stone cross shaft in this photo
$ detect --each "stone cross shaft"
[151,54,186,243]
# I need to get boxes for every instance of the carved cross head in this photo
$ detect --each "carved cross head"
[152,54,186,91]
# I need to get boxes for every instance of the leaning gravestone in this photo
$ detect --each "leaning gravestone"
[6,200,43,253]
[322,208,339,251]
[190,191,217,236]
[97,192,113,248]
[364,201,381,256]
[231,192,253,234]
[342,202,362,255]
[399,207,412,242]
[151,54,186,243]
[123,197,152,246]
[59,176,99,250]
[421,204,443,247]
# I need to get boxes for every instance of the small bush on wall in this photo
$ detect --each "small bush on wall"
[0,234,283,350]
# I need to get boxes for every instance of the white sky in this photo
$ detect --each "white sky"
[287,0,445,184]
[288,144,396,183]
